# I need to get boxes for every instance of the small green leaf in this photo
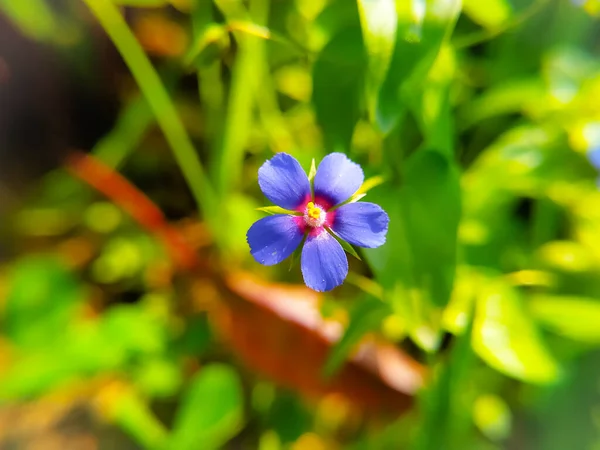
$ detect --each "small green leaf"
[472,279,560,384]
[288,236,306,271]
[171,364,244,450]
[256,206,300,215]
[327,229,361,260]
[356,175,385,195]
[308,158,317,181]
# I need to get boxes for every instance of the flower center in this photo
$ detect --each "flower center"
[304,201,326,227]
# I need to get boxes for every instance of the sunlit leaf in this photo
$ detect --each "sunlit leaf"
[376,0,461,133]
[308,158,317,181]
[256,205,300,215]
[472,394,512,441]
[528,295,600,343]
[462,0,512,29]
[472,279,560,384]
[0,0,59,41]
[183,23,229,68]
[98,383,169,450]
[356,175,385,195]
[112,0,167,5]
[357,0,397,121]
[171,364,244,450]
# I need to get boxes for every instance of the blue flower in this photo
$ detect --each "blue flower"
[247,152,389,292]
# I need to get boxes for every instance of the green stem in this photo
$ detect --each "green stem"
[82,0,214,216]
[214,0,270,196]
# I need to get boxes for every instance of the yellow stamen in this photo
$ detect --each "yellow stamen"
[306,202,321,220]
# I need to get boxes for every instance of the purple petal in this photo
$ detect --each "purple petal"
[331,202,389,248]
[301,230,348,292]
[314,153,364,207]
[258,153,311,210]
[247,215,304,266]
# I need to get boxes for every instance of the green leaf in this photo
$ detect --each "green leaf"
[462,0,512,29]
[308,158,317,181]
[357,0,398,121]
[183,24,229,68]
[323,295,391,377]
[356,175,385,195]
[288,236,305,271]
[330,175,384,210]
[365,150,460,351]
[472,394,512,441]
[171,364,244,450]
[328,229,362,260]
[376,0,461,132]
[2,256,82,349]
[0,0,59,41]
[313,23,367,152]
[472,279,560,384]
[401,151,461,309]
[528,295,600,344]
[112,0,167,5]
[109,387,169,450]
[256,205,300,215]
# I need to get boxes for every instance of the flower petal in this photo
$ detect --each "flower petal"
[331,202,389,248]
[301,230,348,292]
[247,215,304,266]
[314,153,364,207]
[258,153,311,210]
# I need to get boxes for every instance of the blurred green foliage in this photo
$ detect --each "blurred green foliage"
[1,0,600,448]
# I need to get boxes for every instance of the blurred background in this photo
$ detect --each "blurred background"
[1,0,600,448]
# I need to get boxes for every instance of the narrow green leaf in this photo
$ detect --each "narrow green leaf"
[171,364,244,450]
[346,273,384,299]
[327,228,362,260]
[256,206,300,215]
[356,175,385,195]
[288,235,306,271]
[357,0,398,121]
[215,0,269,196]
[0,0,59,41]
[472,280,560,384]
[308,158,317,181]
[82,0,215,220]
